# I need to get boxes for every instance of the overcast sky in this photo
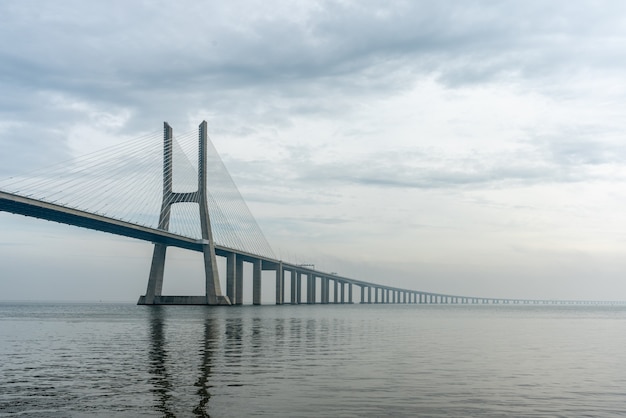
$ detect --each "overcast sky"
[2,0,626,302]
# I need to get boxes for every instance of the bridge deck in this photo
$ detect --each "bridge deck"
[0,191,204,251]
[0,191,366,284]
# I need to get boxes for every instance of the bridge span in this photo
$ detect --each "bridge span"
[1,190,621,306]
[1,122,623,306]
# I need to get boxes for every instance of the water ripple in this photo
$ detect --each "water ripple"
[2,304,626,416]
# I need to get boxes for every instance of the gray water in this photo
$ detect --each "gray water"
[1,303,626,417]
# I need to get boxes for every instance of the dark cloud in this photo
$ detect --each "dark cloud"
[289,143,600,191]
[3,0,626,137]
[530,129,626,166]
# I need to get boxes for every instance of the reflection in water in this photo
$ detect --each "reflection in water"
[249,317,263,369]
[274,318,285,348]
[148,308,229,417]
[4,304,626,416]
[148,306,175,418]
[193,312,218,418]
[224,317,243,373]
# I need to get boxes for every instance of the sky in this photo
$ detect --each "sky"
[2,0,626,302]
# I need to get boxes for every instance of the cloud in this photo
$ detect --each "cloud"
[3,1,626,130]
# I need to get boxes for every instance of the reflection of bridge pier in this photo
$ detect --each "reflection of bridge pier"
[148,307,175,417]
[192,312,219,417]
[147,307,222,417]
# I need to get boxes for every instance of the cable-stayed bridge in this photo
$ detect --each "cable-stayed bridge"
[0,122,622,306]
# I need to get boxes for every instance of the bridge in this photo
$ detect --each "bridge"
[0,122,621,306]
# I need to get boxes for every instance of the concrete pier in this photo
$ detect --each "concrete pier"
[291,271,298,305]
[253,259,262,305]
[307,274,315,304]
[296,273,302,304]
[322,277,329,304]
[275,262,284,305]
[140,121,229,306]
[226,253,236,304]
[235,257,243,305]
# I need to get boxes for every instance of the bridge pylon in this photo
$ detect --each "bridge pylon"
[138,121,230,305]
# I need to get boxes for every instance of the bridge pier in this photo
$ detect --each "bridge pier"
[236,257,243,305]
[307,274,315,304]
[227,253,237,305]
[326,278,331,304]
[253,259,262,305]
[291,271,298,305]
[139,122,229,306]
[143,244,167,304]
[275,262,284,305]
[296,273,302,304]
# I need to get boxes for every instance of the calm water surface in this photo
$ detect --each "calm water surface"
[1,303,626,417]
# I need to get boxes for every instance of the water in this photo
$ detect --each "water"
[2,303,626,417]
